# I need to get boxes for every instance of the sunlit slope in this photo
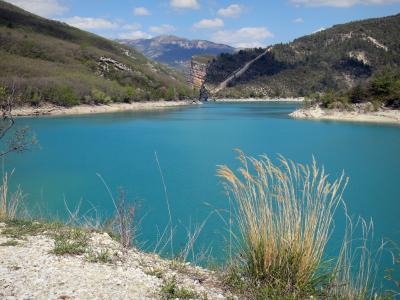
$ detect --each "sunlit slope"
[0,0,193,105]
[205,13,400,98]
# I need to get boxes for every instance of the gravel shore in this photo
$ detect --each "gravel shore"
[215,97,305,103]
[0,222,232,299]
[290,105,400,125]
[11,99,305,118]
[12,101,197,117]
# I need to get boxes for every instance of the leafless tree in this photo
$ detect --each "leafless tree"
[0,81,36,157]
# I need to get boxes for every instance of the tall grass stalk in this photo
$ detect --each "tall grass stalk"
[0,170,24,220]
[331,214,384,299]
[217,151,348,295]
[385,240,400,298]
[97,174,136,249]
[178,212,214,263]
[155,151,174,257]
[63,197,104,230]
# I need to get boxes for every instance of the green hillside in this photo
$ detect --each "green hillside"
[0,0,193,106]
[205,13,400,98]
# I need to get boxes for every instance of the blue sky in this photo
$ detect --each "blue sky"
[6,0,400,47]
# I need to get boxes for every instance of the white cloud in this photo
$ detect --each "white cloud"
[64,16,118,30]
[149,24,176,34]
[6,0,67,17]
[118,31,152,40]
[133,7,150,16]
[170,0,199,9]
[217,4,244,17]
[193,18,224,29]
[293,17,304,23]
[211,27,273,48]
[291,0,400,7]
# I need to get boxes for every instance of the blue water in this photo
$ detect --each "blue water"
[4,102,400,278]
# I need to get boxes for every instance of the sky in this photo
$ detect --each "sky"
[5,0,400,48]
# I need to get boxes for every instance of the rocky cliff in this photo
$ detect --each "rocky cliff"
[190,56,211,89]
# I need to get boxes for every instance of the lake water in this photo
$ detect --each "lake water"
[5,102,400,277]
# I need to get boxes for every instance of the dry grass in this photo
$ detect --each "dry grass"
[97,174,136,250]
[218,150,348,296]
[0,170,24,220]
[331,215,384,299]
[155,151,174,257]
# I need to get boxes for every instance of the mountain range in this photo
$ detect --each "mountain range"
[117,35,235,71]
[1,0,399,103]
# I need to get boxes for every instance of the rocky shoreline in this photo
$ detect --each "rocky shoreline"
[215,97,305,103]
[290,105,400,125]
[11,99,304,117]
[0,221,233,299]
[12,101,197,117]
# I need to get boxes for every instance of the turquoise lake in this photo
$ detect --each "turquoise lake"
[5,102,400,273]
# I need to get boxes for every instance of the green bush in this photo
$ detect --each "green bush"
[123,86,135,103]
[165,86,175,101]
[91,88,111,104]
[308,69,400,110]
[51,85,79,107]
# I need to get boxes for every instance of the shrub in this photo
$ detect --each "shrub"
[165,86,175,101]
[85,249,112,263]
[91,88,107,104]
[349,85,368,103]
[52,228,89,255]
[123,86,135,103]
[160,276,199,299]
[51,85,79,107]
[218,151,348,297]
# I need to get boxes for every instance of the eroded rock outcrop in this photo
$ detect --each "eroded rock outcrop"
[97,56,132,76]
[190,58,209,90]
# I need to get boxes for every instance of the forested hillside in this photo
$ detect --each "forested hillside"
[205,13,400,98]
[0,0,194,106]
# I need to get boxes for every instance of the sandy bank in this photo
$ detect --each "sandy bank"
[290,105,400,125]
[216,97,305,103]
[12,101,198,117]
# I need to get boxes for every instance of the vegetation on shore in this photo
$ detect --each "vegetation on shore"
[304,69,400,111]
[0,0,195,107]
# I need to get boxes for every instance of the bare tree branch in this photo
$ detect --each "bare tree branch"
[0,81,36,157]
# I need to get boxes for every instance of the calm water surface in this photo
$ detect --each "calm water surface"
[5,102,400,268]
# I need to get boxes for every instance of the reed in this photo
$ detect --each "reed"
[0,170,24,220]
[331,215,384,299]
[217,150,348,296]
[97,174,137,250]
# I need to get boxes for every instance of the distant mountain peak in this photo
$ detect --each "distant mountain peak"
[116,35,235,70]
